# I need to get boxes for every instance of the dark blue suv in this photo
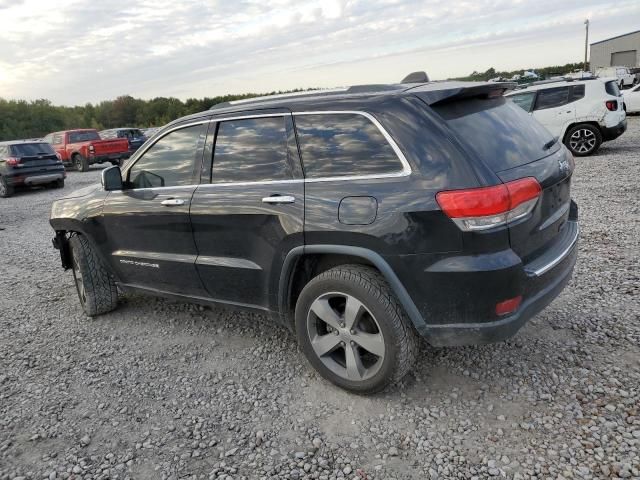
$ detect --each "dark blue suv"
[50,76,578,393]
[99,128,147,156]
[1,140,65,197]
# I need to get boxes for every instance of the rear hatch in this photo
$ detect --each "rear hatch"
[421,92,575,262]
[10,142,60,168]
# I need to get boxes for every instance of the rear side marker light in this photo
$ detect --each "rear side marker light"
[6,157,20,167]
[436,177,542,231]
[605,100,617,111]
[495,296,522,316]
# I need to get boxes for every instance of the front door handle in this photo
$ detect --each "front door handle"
[262,195,295,204]
[161,198,185,206]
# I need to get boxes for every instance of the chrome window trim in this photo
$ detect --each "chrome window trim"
[121,110,412,190]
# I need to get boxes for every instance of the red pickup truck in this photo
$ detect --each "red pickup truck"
[43,129,130,172]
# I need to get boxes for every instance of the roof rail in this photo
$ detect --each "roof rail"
[209,88,349,110]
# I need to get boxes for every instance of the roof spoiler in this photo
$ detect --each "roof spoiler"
[407,81,517,105]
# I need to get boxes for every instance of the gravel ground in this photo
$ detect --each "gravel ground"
[1,118,639,480]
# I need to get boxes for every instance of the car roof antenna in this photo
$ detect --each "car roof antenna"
[401,71,430,83]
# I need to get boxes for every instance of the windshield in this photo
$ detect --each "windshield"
[10,143,56,156]
[69,131,100,143]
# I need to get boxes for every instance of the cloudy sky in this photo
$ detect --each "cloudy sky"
[0,0,638,105]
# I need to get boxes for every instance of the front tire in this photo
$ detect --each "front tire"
[73,154,89,172]
[69,234,118,316]
[564,124,602,156]
[295,265,418,394]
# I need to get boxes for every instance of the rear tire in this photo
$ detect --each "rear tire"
[295,265,419,394]
[69,234,118,316]
[564,124,602,156]
[52,179,64,189]
[0,176,13,198]
[73,154,89,172]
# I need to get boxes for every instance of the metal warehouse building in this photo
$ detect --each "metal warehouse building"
[590,30,640,70]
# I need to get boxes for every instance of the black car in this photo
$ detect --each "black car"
[50,75,579,393]
[1,140,65,197]
[99,128,147,155]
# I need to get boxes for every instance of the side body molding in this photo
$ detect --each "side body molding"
[278,245,428,336]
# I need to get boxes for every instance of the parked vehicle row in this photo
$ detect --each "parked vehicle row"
[0,140,65,197]
[50,74,579,393]
[506,77,627,156]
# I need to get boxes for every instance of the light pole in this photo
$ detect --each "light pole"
[584,19,590,72]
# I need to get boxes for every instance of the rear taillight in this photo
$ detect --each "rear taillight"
[436,177,542,231]
[605,100,618,111]
[5,157,20,167]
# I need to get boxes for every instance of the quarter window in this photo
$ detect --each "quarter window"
[211,116,292,183]
[52,134,63,144]
[294,113,402,178]
[534,87,569,110]
[128,124,204,188]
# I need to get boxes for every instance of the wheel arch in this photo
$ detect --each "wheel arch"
[561,121,602,143]
[278,245,428,335]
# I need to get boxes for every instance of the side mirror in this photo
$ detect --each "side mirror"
[101,165,123,191]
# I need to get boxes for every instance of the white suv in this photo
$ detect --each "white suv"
[506,78,627,156]
[596,66,636,89]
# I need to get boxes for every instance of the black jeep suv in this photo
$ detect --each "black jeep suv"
[50,77,579,393]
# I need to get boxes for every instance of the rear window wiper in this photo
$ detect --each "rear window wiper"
[543,138,558,150]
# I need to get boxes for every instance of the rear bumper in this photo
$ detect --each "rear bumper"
[601,118,627,141]
[387,212,579,347]
[88,153,127,164]
[5,169,65,186]
[424,226,577,346]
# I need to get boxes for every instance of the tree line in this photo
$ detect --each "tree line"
[453,62,587,81]
[1,62,587,141]
[0,92,295,141]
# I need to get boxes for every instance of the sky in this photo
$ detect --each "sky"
[0,0,638,106]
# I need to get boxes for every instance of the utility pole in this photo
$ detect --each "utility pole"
[584,19,590,72]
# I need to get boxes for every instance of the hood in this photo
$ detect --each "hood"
[59,183,101,199]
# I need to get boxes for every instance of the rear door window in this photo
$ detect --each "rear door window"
[211,116,293,183]
[294,113,403,178]
[432,97,558,172]
[534,87,569,110]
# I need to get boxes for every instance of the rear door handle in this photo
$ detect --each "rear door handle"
[161,198,185,206]
[262,195,295,204]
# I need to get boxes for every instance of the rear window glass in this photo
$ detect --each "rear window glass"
[294,113,402,178]
[69,131,100,143]
[605,81,620,97]
[432,97,557,172]
[10,143,55,156]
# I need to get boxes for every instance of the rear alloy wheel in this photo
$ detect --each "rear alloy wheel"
[74,154,89,172]
[295,265,418,394]
[565,124,602,157]
[0,176,13,198]
[69,234,118,316]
